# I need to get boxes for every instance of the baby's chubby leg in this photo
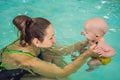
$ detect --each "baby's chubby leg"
[86,58,102,72]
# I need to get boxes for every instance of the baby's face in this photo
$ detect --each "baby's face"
[83,30,97,44]
[83,18,108,44]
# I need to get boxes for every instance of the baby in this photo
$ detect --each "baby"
[81,18,116,72]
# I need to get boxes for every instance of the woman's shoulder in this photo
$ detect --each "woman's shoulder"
[6,40,21,49]
[2,50,38,70]
[2,49,37,67]
[2,40,36,62]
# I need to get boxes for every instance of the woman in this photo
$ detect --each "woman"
[0,15,96,80]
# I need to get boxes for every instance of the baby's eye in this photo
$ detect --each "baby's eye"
[96,35,98,37]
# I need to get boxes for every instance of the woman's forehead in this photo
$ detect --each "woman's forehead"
[45,25,54,36]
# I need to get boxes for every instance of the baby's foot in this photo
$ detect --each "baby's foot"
[86,68,94,72]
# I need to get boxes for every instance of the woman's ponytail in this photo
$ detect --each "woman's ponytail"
[13,15,32,47]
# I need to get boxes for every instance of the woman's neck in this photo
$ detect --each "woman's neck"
[27,44,40,56]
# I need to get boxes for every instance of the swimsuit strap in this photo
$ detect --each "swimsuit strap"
[4,50,35,57]
[0,50,35,69]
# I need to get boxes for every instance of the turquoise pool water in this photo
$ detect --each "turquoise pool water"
[0,0,120,80]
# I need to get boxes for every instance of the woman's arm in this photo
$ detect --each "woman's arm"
[44,40,88,56]
[19,49,92,78]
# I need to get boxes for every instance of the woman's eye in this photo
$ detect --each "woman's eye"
[91,40,95,42]
[50,37,53,40]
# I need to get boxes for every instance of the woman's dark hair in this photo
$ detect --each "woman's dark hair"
[13,15,51,47]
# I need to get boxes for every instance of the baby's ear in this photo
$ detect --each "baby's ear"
[80,31,86,35]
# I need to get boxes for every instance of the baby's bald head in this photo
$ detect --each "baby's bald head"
[84,18,108,36]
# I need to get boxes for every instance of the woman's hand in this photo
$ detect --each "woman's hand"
[89,44,99,57]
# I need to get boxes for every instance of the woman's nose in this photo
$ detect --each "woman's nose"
[52,38,56,44]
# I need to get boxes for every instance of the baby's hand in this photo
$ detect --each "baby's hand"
[95,46,105,57]
[89,43,105,57]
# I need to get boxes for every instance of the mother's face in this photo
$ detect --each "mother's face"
[40,24,56,48]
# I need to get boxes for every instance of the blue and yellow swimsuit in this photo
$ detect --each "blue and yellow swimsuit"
[98,57,111,65]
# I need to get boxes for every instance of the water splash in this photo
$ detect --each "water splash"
[24,11,28,14]
[95,5,102,9]
[103,15,109,19]
[101,1,107,4]
[109,28,120,32]
[23,0,26,3]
